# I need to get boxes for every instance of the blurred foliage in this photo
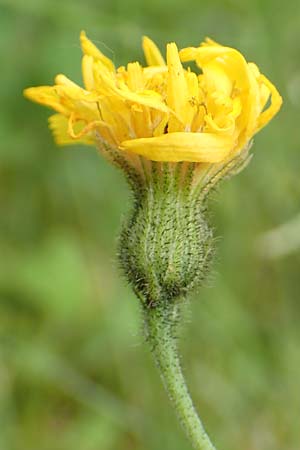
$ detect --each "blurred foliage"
[0,0,300,449]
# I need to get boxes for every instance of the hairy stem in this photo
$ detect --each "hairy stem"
[144,302,216,450]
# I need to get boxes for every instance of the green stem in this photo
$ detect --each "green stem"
[144,302,217,450]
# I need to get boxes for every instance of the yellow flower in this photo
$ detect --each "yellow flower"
[24,32,282,165]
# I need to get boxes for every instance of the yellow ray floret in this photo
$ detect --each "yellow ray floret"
[120,132,234,162]
[142,36,166,66]
[80,31,115,72]
[166,43,188,132]
[24,32,282,164]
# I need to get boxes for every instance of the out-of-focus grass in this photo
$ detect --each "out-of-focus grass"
[0,0,299,449]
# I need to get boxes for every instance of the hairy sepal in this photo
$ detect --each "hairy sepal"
[118,162,215,306]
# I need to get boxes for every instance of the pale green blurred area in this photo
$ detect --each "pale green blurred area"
[0,0,300,449]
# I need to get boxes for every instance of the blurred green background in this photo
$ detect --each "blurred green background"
[1,0,300,449]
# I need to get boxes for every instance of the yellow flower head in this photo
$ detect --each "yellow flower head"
[24,32,282,165]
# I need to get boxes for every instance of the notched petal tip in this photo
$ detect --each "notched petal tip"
[23,85,62,109]
[54,74,79,88]
[179,47,199,62]
[202,37,220,47]
[24,86,49,102]
[23,86,34,100]
[80,30,115,72]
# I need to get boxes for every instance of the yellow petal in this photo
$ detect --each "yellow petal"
[166,42,189,131]
[204,113,235,136]
[98,96,133,142]
[24,84,102,130]
[202,61,232,97]
[120,132,234,162]
[179,47,200,62]
[153,114,169,136]
[186,70,199,99]
[126,90,170,113]
[126,62,144,91]
[143,66,168,79]
[184,71,199,128]
[180,44,251,98]
[82,55,95,90]
[247,62,260,79]
[80,30,115,72]
[183,43,264,153]
[237,66,261,144]
[167,43,187,116]
[142,36,165,66]
[255,74,283,132]
[48,114,94,146]
[202,37,220,47]
[198,47,249,87]
[23,86,69,115]
[191,105,206,132]
[131,104,152,137]
[67,112,103,139]
[55,74,80,88]
[95,65,169,113]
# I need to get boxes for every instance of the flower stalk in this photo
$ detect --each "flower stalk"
[145,300,216,450]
